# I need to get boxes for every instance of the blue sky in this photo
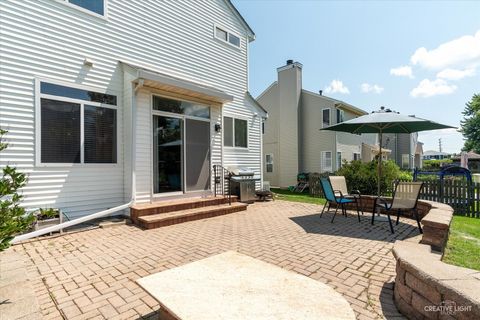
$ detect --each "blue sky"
[233,0,480,153]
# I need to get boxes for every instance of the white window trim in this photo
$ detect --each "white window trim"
[353,152,361,161]
[322,108,331,128]
[35,78,119,167]
[55,0,108,20]
[321,151,333,173]
[213,24,241,49]
[265,154,273,173]
[401,154,410,168]
[336,108,345,123]
[223,115,249,150]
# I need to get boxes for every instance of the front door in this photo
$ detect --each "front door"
[153,114,211,195]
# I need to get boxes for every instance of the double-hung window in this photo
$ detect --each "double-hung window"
[321,151,332,172]
[265,154,274,173]
[336,109,345,123]
[223,116,248,148]
[38,81,117,164]
[214,25,241,48]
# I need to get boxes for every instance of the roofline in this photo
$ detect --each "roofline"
[246,91,268,117]
[301,89,367,115]
[256,81,277,101]
[225,0,255,41]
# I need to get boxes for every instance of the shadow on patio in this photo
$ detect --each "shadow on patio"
[289,211,420,242]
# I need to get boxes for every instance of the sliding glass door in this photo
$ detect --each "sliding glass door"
[152,96,211,195]
[153,115,183,194]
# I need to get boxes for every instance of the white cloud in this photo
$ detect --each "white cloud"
[410,30,480,70]
[360,83,384,94]
[324,80,350,94]
[410,79,457,98]
[436,68,476,81]
[390,65,414,78]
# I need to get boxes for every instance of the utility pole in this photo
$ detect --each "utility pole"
[439,138,442,153]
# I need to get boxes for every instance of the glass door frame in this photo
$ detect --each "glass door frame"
[151,109,212,197]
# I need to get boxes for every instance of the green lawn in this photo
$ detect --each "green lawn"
[271,188,326,205]
[443,215,480,271]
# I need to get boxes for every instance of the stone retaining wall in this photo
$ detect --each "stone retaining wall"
[391,200,480,319]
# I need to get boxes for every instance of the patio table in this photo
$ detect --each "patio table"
[137,251,355,320]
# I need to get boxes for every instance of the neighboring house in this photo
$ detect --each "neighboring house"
[257,60,374,187]
[423,150,451,160]
[382,133,423,170]
[361,143,392,162]
[0,0,266,218]
[452,151,480,173]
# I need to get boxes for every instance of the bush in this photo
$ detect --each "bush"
[0,129,35,251]
[335,160,406,195]
[423,159,453,171]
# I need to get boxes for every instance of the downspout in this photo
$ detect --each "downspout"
[132,78,144,203]
[11,79,145,244]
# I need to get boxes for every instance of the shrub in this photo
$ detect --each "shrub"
[423,159,453,171]
[335,160,405,195]
[0,129,35,251]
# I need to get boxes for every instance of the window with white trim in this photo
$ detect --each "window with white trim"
[214,26,241,48]
[337,152,342,170]
[223,116,248,148]
[336,109,345,123]
[322,109,330,128]
[265,154,273,173]
[353,152,361,161]
[321,151,332,172]
[39,81,117,164]
[63,0,106,16]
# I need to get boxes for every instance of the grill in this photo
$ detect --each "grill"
[228,167,259,203]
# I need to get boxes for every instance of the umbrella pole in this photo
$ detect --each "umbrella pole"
[378,130,383,197]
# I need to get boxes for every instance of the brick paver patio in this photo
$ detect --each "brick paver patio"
[12,200,420,319]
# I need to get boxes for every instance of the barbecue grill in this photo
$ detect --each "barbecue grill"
[228,167,259,203]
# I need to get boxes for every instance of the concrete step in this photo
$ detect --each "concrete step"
[130,196,237,223]
[137,202,248,229]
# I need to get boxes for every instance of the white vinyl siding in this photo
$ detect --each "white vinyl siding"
[0,0,255,217]
[321,151,332,173]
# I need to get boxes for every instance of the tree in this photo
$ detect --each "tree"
[0,128,34,251]
[461,94,480,153]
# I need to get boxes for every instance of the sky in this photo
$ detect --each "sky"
[232,0,480,154]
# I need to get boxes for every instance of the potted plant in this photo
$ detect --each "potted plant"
[34,208,62,231]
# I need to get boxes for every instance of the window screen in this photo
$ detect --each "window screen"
[215,27,228,41]
[41,98,81,163]
[84,106,117,163]
[228,34,240,47]
[224,117,233,147]
[234,118,247,148]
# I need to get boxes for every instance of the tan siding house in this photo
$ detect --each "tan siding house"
[258,60,374,187]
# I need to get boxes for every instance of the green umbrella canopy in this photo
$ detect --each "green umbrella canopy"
[321,107,456,134]
[320,107,457,196]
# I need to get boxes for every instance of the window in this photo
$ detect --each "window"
[265,154,273,173]
[321,151,332,172]
[322,109,330,127]
[337,152,342,170]
[336,109,344,123]
[214,26,241,48]
[223,116,248,148]
[353,152,361,161]
[39,81,117,164]
[153,96,210,119]
[402,154,410,169]
[65,0,105,16]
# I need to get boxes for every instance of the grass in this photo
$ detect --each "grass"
[271,188,326,205]
[443,215,480,271]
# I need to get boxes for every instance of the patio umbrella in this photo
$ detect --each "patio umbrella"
[321,107,456,196]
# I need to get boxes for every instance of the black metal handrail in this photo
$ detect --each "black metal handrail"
[213,164,232,205]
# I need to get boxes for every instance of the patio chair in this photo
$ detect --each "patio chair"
[319,178,361,223]
[372,181,424,233]
[329,176,364,215]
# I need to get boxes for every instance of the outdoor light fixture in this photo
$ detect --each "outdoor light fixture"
[215,123,221,132]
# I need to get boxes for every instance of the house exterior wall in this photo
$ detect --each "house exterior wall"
[0,0,258,217]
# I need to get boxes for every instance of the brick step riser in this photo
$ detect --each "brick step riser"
[131,197,237,223]
[139,205,247,230]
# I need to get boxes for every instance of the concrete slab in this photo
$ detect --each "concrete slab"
[137,251,355,320]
